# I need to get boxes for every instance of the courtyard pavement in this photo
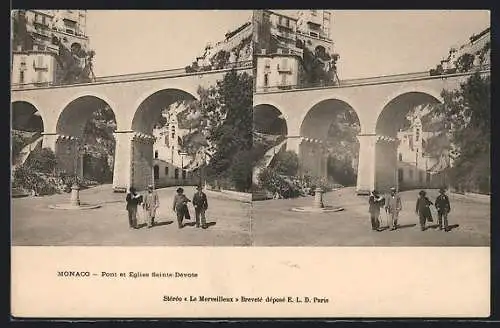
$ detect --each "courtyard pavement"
[11,185,252,246]
[11,185,490,247]
[251,187,490,246]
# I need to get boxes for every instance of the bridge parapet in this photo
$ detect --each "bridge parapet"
[11,60,253,91]
[254,68,490,94]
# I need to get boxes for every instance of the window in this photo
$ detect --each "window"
[398,169,404,182]
[153,165,159,179]
[154,150,158,159]
[281,58,288,70]
[182,170,187,179]
[264,59,271,68]
[164,136,169,147]
[36,56,44,68]
[171,132,175,139]
[174,169,179,179]
[165,167,169,176]
[426,172,431,184]
[415,128,420,142]
[19,71,24,84]
[264,74,269,86]
[399,153,403,161]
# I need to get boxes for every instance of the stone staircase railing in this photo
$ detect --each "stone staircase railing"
[252,138,288,184]
[12,135,43,171]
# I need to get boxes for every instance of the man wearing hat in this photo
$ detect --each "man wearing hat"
[192,185,209,229]
[172,187,191,229]
[126,186,142,229]
[385,187,402,231]
[143,184,160,228]
[415,190,433,231]
[434,187,451,231]
[368,190,385,231]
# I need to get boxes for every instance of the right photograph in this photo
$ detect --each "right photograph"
[251,10,490,246]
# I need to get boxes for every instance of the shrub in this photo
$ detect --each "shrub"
[25,147,57,173]
[272,150,299,176]
[12,164,58,195]
[258,167,300,198]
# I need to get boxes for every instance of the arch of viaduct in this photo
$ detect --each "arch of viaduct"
[253,70,489,194]
[11,65,252,191]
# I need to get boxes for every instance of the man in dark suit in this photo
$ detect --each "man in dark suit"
[435,187,451,231]
[192,185,209,229]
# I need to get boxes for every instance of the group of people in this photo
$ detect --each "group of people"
[125,185,209,230]
[368,187,452,232]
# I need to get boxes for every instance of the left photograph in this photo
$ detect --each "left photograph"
[11,10,254,246]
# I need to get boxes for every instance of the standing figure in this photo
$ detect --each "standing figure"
[126,187,143,229]
[435,188,451,231]
[192,185,209,229]
[172,187,191,229]
[368,190,385,231]
[143,184,160,228]
[415,190,434,231]
[385,187,402,231]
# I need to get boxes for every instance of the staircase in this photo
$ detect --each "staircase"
[12,135,43,171]
[252,138,288,184]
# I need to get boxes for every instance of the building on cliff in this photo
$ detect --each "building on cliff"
[253,10,339,91]
[11,10,95,87]
[431,27,490,75]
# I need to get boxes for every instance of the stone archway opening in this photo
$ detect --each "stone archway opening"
[300,99,360,186]
[131,88,198,190]
[56,95,117,183]
[253,104,288,136]
[12,101,44,132]
[375,92,443,192]
[252,104,289,182]
[11,101,45,166]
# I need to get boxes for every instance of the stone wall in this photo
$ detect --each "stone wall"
[131,138,154,191]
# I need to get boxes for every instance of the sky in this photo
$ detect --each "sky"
[85,10,490,79]
[86,10,253,77]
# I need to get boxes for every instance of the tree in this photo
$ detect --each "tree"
[324,110,361,182]
[228,149,254,192]
[431,72,490,193]
[455,53,475,73]
[174,70,252,191]
[81,105,117,180]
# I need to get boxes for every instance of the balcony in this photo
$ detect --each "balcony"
[274,29,295,41]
